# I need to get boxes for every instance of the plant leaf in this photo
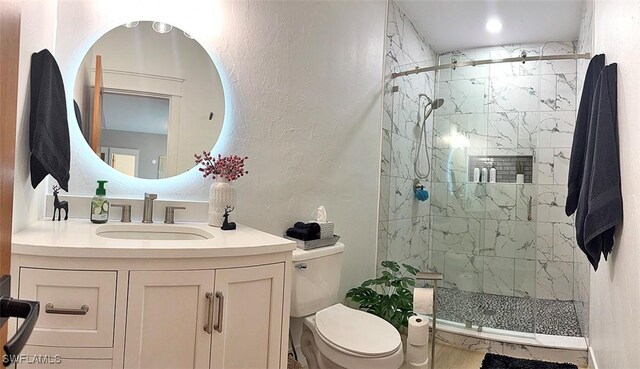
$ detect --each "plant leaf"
[381,260,400,272]
[402,263,420,275]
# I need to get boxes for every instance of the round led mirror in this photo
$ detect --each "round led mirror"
[73,21,225,179]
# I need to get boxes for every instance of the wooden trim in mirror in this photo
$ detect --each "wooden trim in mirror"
[91,55,103,154]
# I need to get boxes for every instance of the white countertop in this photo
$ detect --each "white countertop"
[12,220,296,259]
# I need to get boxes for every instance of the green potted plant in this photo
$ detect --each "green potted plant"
[346,260,419,331]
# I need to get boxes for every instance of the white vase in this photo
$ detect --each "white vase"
[208,177,236,227]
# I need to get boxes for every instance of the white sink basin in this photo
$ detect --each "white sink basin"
[96,224,214,241]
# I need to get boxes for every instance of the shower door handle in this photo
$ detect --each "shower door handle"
[527,196,533,221]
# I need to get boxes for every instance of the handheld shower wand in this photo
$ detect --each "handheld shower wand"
[414,95,444,181]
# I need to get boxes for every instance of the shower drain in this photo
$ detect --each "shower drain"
[483,309,496,316]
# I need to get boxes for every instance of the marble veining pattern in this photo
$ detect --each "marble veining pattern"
[379,0,436,281]
[572,1,591,338]
[537,260,574,300]
[429,42,579,306]
[379,4,582,337]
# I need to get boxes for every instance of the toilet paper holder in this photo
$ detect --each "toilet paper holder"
[416,272,442,369]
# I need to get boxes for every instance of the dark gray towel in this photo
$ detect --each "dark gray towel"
[29,49,70,191]
[73,99,83,134]
[566,54,606,216]
[575,63,622,270]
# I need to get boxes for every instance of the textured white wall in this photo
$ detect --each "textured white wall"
[12,0,58,232]
[590,0,640,368]
[28,0,387,297]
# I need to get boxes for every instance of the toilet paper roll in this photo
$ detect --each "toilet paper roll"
[406,358,429,369]
[413,287,433,315]
[406,342,429,366]
[407,315,430,346]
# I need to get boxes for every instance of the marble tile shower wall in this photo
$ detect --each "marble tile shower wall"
[379,0,437,275]
[430,42,579,301]
[573,0,593,337]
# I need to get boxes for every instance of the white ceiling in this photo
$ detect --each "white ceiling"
[396,0,585,53]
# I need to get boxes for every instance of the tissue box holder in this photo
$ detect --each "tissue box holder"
[309,221,334,239]
[285,235,340,250]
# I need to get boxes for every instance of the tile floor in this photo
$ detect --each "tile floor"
[302,343,587,369]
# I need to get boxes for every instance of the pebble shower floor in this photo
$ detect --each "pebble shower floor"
[435,287,582,337]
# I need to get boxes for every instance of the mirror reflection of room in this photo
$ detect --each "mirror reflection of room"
[74,21,225,179]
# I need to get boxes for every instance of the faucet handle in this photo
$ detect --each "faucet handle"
[111,204,132,223]
[164,206,186,224]
[144,193,158,200]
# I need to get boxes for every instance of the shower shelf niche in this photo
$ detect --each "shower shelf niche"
[468,155,534,183]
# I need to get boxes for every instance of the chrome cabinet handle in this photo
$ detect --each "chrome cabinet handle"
[45,303,89,315]
[294,263,307,270]
[527,196,533,221]
[214,291,224,333]
[204,292,214,334]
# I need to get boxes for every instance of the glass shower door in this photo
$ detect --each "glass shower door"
[429,50,540,335]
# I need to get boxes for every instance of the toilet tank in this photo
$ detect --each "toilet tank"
[290,243,345,317]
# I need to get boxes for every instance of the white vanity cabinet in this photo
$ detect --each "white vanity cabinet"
[124,264,285,369]
[210,264,285,369]
[10,221,295,369]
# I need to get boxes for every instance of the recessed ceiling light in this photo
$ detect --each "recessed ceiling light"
[122,21,139,29]
[485,19,503,33]
[152,22,173,34]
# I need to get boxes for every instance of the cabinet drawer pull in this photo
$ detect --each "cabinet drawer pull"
[45,303,89,315]
[204,292,214,334]
[214,291,224,333]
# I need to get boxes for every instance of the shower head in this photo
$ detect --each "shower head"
[423,97,445,121]
[418,94,444,111]
[431,98,445,110]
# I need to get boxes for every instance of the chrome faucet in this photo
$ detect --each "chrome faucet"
[142,193,157,223]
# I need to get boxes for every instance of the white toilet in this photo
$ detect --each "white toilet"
[291,243,404,369]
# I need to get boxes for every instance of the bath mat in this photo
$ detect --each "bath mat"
[480,353,578,369]
[287,356,302,369]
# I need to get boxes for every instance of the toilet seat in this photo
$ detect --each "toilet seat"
[314,304,401,357]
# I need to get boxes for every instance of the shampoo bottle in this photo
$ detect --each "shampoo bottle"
[489,165,497,183]
[481,167,488,183]
[91,180,109,224]
[473,167,480,183]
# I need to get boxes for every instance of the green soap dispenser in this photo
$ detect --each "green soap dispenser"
[91,180,109,224]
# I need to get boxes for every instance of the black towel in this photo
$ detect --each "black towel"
[294,222,321,235]
[74,99,83,134]
[566,54,606,216]
[286,228,320,241]
[29,49,70,191]
[575,64,622,270]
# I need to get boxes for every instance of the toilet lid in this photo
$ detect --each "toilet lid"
[315,304,401,357]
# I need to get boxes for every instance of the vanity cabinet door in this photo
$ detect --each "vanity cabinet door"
[124,270,215,369]
[210,263,285,369]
